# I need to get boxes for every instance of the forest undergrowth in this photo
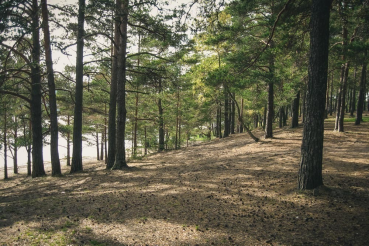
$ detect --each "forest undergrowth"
[0,119,368,245]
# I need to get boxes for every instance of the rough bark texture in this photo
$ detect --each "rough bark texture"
[107,1,121,169]
[355,50,367,125]
[112,0,129,169]
[291,91,300,128]
[41,0,61,176]
[298,0,331,190]
[31,0,46,178]
[71,0,85,173]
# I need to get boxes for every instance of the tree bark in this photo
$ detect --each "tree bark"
[107,0,121,169]
[112,0,129,169]
[298,0,331,190]
[31,0,45,178]
[71,0,85,173]
[41,0,61,176]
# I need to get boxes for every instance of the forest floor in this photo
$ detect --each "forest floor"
[1,117,369,246]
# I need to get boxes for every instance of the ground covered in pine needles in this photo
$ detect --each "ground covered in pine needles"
[1,119,369,246]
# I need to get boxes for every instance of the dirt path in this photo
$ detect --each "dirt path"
[1,119,368,245]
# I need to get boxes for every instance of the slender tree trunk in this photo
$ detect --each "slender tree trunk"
[330,73,333,116]
[265,80,274,138]
[279,107,283,128]
[104,104,108,163]
[67,114,71,166]
[350,67,357,117]
[112,0,129,169]
[291,91,300,128]
[96,131,99,160]
[231,93,235,134]
[239,98,244,133]
[175,89,180,149]
[107,0,121,169]
[3,104,8,179]
[298,0,331,190]
[24,120,32,175]
[355,50,367,125]
[336,6,349,132]
[71,0,85,173]
[335,82,342,130]
[100,130,104,160]
[158,89,165,151]
[13,116,18,174]
[41,0,61,176]
[223,87,230,138]
[31,0,45,178]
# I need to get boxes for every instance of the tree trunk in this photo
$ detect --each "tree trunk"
[335,6,349,132]
[100,130,104,161]
[96,131,99,160]
[112,0,129,169]
[107,0,121,169]
[31,0,45,178]
[350,67,357,117]
[265,80,274,138]
[291,91,300,128]
[41,0,61,176]
[355,50,367,125]
[13,116,18,174]
[298,0,331,190]
[104,104,108,163]
[330,73,333,116]
[71,0,85,173]
[67,114,71,166]
[279,107,283,128]
[158,92,165,151]
[239,98,244,133]
[223,87,230,138]
[175,89,180,149]
[231,93,235,134]
[3,103,8,179]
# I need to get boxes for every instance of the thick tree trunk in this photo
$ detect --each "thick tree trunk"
[291,91,300,128]
[355,50,367,125]
[112,0,129,169]
[41,0,61,176]
[107,0,121,169]
[71,0,85,173]
[31,0,45,178]
[298,0,331,190]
